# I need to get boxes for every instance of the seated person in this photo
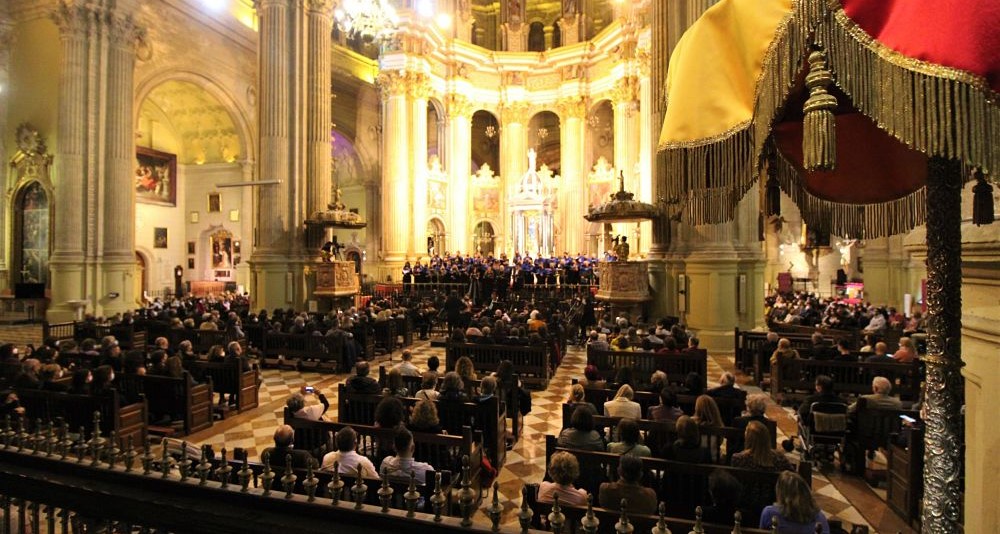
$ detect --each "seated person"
[864,342,894,363]
[558,405,605,451]
[598,455,657,514]
[661,415,712,464]
[408,399,443,434]
[320,426,380,479]
[579,364,606,389]
[606,418,651,457]
[701,469,746,525]
[809,332,834,360]
[537,451,588,507]
[385,368,409,397]
[565,383,598,415]
[848,376,903,413]
[647,389,684,422]
[730,421,793,472]
[707,372,746,400]
[731,393,771,453]
[682,337,701,353]
[286,388,329,421]
[393,350,421,377]
[892,337,918,363]
[796,375,841,425]
[379,428,434,484]
[261,424,317,469]
[345,361,381,394]
[438,371,470,402]
[759,472,830,533]
[645,371,669,395]
[834,339,855,361]
[769,339,800,368]
[39,364,69,392]
[414,372,440,402]
[603,384,641,420]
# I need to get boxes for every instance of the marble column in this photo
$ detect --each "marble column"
[445,94,473,255]
[99,13,142,316]
[306,0,333,217]
[558,97,587,255]
[612,75,640,241]
[500,103,529,252]
[409,77,430,260]
[237,159,255,289]
[378,71,412,274]
[637,70,653,258]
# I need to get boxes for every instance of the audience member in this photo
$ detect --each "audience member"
[731,421,793,472]
[385,368,409,397]
[537,451,588,506]
[379,428,434,483]
[648,389,683,422]
[707,372,745,401]
[662,415,712,464]
[558,405,605,451]
[864,342,894,363]
[892,337,917,363]
[261,424,317,469]
[607,418,651,457]
[604,384,641,419]
[346,362,380,394]
[408,399,443,434]
[848,376,902,413]
[598,455,657,514]
[565,384,598,414]
[759,472,830,533]
[286,388,329,421]
[414,372,440,402]
[393,350,421,377]
[701,470,745,525]
[320,427,379,478]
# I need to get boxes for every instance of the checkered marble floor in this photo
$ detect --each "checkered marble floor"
[0,325,895,531]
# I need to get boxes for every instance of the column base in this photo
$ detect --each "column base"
[249,254,308,311]
[95,256,137,318]
[48,257,88,322]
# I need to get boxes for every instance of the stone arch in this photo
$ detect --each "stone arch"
[427,97,446,163]
[133,69,254,165]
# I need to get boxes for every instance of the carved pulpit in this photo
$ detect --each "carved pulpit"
[313,261,359,298]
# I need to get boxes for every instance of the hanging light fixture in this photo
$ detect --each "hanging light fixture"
[334,0,399,43]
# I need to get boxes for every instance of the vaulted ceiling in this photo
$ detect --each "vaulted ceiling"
[138,80,242,165]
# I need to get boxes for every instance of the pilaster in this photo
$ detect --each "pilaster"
[499,102,530,252]
[558,97,587,255]
[0,15,12,290]
[409,75,430,260]
[377,70,412,271]
[445,94,473,255]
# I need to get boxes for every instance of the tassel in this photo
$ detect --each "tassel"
[973,169,995,226]
[803,48,838,171]
[765,179,781,217]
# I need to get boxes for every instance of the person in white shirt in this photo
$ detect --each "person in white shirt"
[286,388,329,421]
[393,350,421,377]
[379,428,434,484]
[320,427,379,479]
[604,384,642,419]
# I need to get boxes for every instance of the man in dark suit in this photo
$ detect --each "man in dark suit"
[797,375,843,424]
[260,424,317,469]
[809,332,835,360]
[707,372,746,401]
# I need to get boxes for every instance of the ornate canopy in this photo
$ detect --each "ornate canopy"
[657,0,1000,238]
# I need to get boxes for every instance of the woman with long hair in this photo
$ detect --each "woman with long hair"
[604,384,641,419]
[759,472,830,533]
[662,415,713,463]
[454,356,478,395]
[693,395,724,430]
[565,383,597,415]
[386,368,409,397]
[731,421,793,471]
[607,418,651,457]
[408,399,443,434]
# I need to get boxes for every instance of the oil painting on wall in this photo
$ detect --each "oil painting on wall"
[135,147,177,206]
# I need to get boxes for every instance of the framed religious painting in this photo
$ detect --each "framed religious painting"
[154,227,168,248]
[208,193,222,212]
[135,146,177,206]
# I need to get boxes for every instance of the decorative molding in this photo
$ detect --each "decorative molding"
[376,70,431,101]
[555,96,588,120]
[610,75,640,115]
[499,101,532,125]
[444,93,474,120]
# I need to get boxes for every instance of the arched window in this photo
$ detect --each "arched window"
[473,221,496,257]
[528,21,546,51]
[552,18,562,48]
[14,181,50,286]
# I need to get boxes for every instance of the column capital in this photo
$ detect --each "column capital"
[376,70,431,101]
[499,101,532,125]
[611,75,640,116]
[305,0,335,15]
[444,93,474,120]
[555,96,588,120]
[254,0,289,14]
[107,13,145,50]
[51,1,90,38]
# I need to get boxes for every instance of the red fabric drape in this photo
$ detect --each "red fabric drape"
[840,0,1000,92]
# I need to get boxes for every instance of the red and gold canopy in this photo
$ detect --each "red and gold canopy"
[657,0,1000,237]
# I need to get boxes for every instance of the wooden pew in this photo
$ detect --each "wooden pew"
[15,388,147,447]
[444,341,551,389]
[734,327,856,380]
[337,384,506,469]
[118,372,213,435]
[772,358,922,403]
[585,348,708,391]
[281,412,481,492]
[373,320,398,355]
[42,321,75,344]
[577,384,747,427]
[394,316,414,348]
[262,332,345,371]
[524,484,772,534]
[844,401,920,476]
[546,436,812,522]
[186,360,259,412]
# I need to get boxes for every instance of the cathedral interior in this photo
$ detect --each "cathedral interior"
[0,0,997,532]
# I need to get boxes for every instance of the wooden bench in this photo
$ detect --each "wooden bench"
[444,342,551,390]
[282,413,481,491]
[118,372,213,435]
[262,332,345,372]
[337,385,506,469]
[772,358,922,403]
[373,320,398,355]
[585,348,708,391]
[186,360,259,412]
[577,384,747,427]
[15,388,147,447]
[844,401,920,476]
[546,436,811,522]
[524,484,772,534]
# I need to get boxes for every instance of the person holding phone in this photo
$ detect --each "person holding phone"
[285,387,329,421]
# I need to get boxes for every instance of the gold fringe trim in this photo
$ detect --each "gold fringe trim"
[819,1,1000,176]
[657,0,999,229]
[774,152,927,238]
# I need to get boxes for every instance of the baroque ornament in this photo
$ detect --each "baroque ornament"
[15,123,45,155]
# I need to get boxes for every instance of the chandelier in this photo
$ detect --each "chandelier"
[334,0,399,43]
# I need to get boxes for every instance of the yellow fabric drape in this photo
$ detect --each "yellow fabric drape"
[659,0,793,147]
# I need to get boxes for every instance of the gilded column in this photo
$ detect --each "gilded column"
[409,74,430,260]
[445,94,473,255]
[306,0,333,217]
[558,97,587,255]
[378,71,411,271]
[637,54,653,257]
[612,75,641,241]
[921,156,964,533]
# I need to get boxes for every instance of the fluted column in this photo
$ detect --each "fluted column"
[378,71,411,269]
[0,18,12,290]
[49,3,90,320]
[445,94,473,255]
[558,97,587,255]
[637,68,653,257]
[254,0,291,255]
[409,77,430,260]
[500,103,529,252]
[237,159,255,288]
[649,0,670,255]
[612,76,640,241]
[306,0,333,217]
